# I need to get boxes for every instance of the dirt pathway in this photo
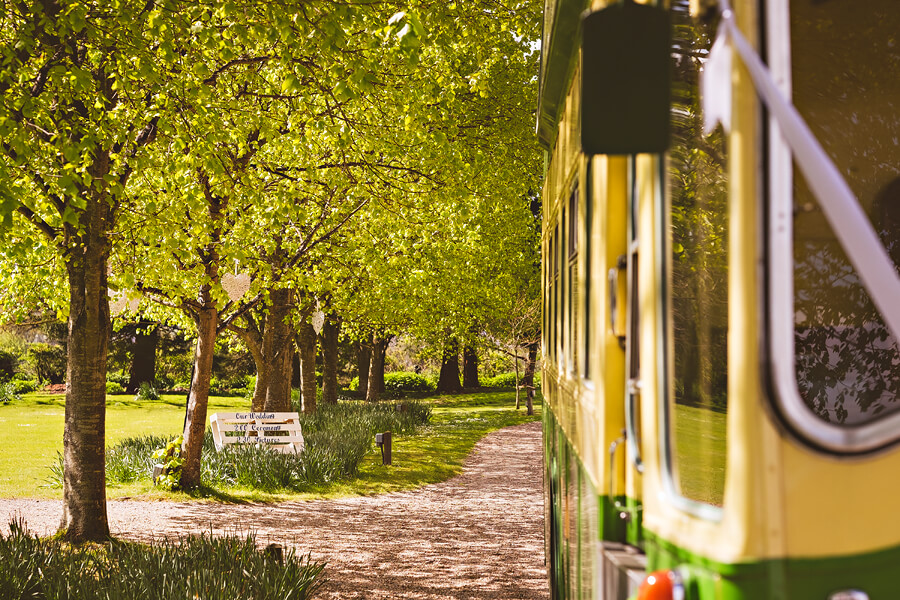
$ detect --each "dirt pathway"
[1,421,549,600]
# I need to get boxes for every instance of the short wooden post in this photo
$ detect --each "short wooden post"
[375,431,392,465]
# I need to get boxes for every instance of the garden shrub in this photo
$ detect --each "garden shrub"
[481,371,543,389]
[106,381,126,394]
[107,372,130,386]
[293,398,432,437]
[9,376,38,395]
[154,374,174,391]
[134,381,160,401]
[0,381,20,405]
[348,372,435,396]
[207,376,247,397]
[24,343,66,384]
[224,374,254,393]
[0,520,324,600]
[384,371,435,393]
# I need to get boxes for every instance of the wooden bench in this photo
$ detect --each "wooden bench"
[209,412,304,454]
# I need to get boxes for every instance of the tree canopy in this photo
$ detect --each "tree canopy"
[0,0,543,540]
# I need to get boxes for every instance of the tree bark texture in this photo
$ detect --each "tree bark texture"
[297,319,317,413]
[263,287,294,413]
[366,334,390,402]
[437,339,462,393]
[322,314,341,405]
[357,342,371,399]
[462,343,480,389]
[251,366,268,412]
[523,342,538,416]
[60,203,112,541]
[229,322,266,412]
[180,301,218,490]
[127,321,158,393]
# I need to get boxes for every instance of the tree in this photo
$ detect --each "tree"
[0,0,189,541]
[327,0,544,383]
[115,0,436,485]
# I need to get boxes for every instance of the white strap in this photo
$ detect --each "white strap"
[703,0,900,343]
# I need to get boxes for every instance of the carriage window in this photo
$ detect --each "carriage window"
[665,0,728,507]
[790,0,900,427]
[552,224,560,361]
[544,235,551,360]
[568,186,578,372]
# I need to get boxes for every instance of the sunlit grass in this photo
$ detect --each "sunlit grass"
[672,402,727,506]
[0,390,541,501]
[0,394,247,498]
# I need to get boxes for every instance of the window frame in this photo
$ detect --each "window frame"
[764,0,900,455]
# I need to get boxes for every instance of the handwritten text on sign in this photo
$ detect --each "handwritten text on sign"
[232,424,287,432]
[233,412,277,420]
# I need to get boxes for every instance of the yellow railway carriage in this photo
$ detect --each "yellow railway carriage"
[537,0,900,599]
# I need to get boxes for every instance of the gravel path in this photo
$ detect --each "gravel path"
[1,421,549,600]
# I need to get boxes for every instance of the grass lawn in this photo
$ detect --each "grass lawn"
[0,390,541,501]
[672,402,727,506]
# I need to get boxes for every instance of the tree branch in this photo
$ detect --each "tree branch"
[16,205,59,240]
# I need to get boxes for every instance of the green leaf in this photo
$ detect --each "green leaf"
[281,74,301,94]
[333,81,354,102]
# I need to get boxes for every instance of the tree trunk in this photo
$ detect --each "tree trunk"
[263,287,294,413]
[291,351,301,389]
[251,367,268,412]
[127,321,158,393]
[180,300,218,490]
[436,339,462,393]
[60,219,111,542]
[366,334,389,402]
[228,321,266,412]
[462,343,480,388]
[523,342,538,416]
[357,341,371,399]
[322,314,341,405]
[297,318,317,413]
[181,167,228,490]
[514,350,521,410]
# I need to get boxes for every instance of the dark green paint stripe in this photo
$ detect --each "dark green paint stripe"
[645,528,900,599]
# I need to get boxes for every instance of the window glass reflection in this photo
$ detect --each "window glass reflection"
[667,0,728,506]
[791,0,900,426]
